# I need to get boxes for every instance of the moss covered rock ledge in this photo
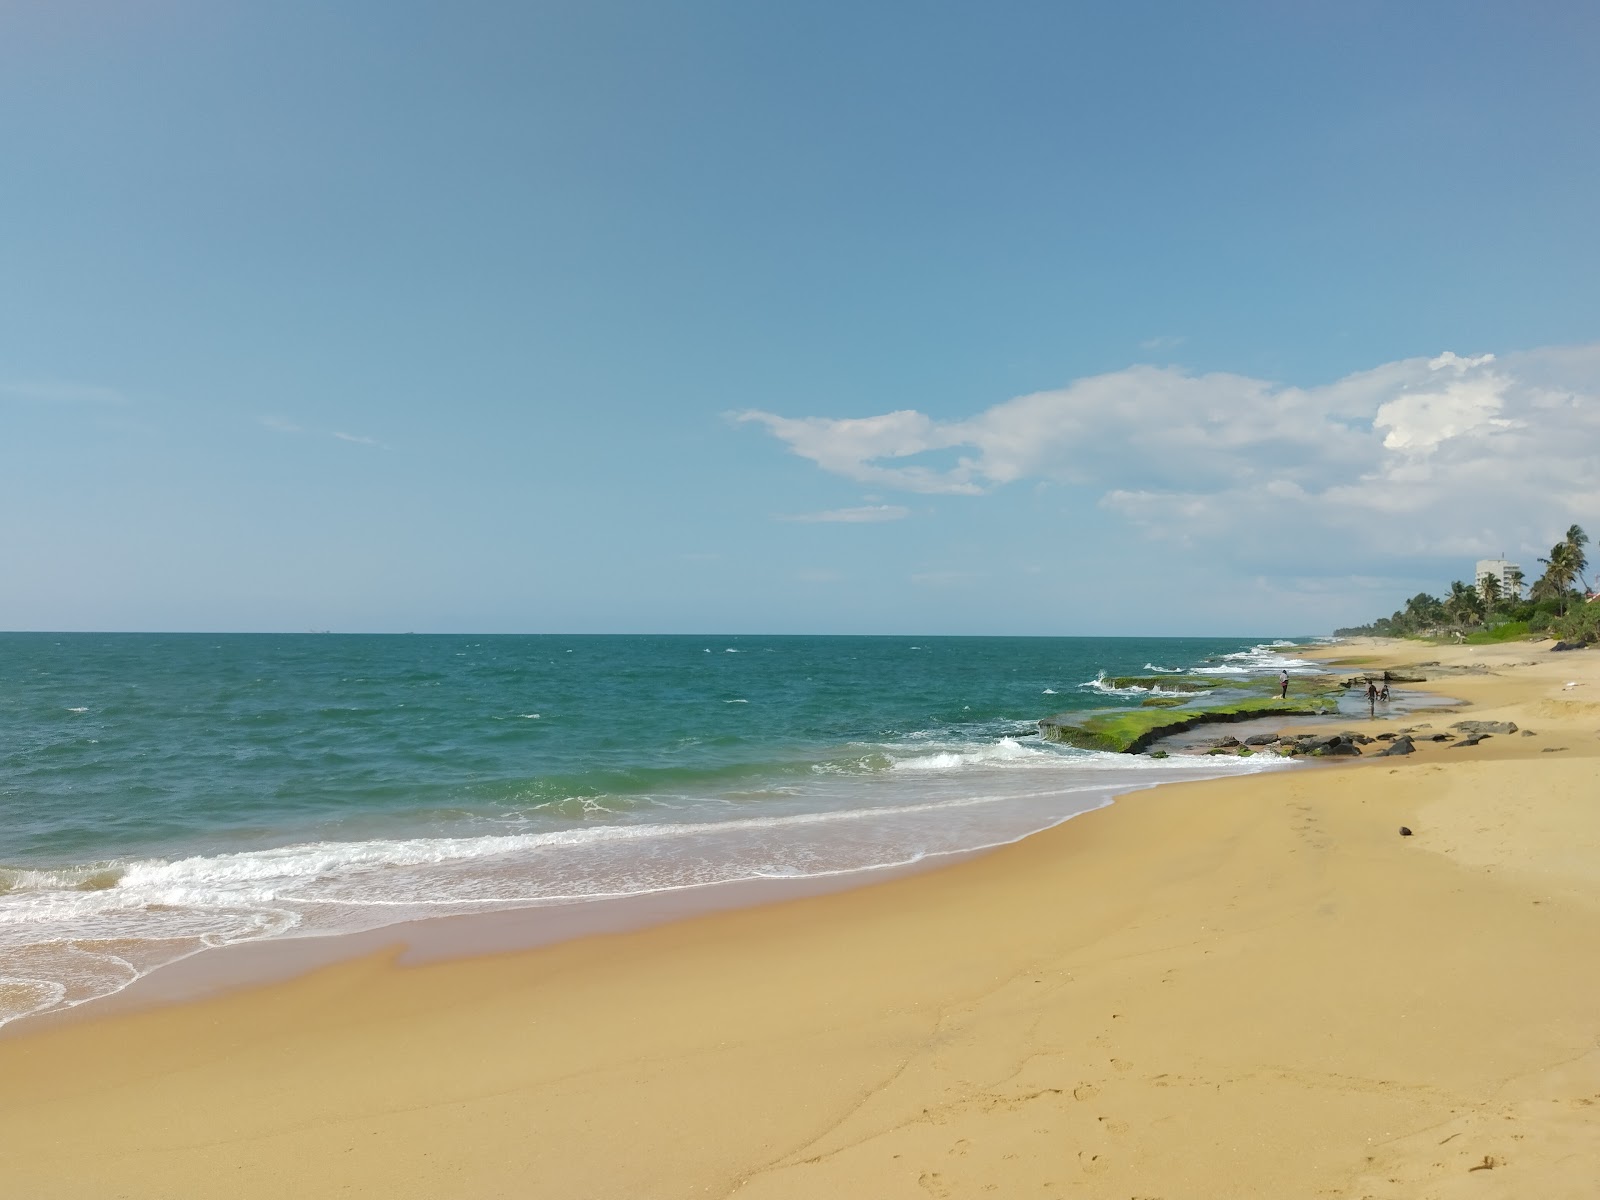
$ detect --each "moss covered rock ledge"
[1039,695,1340,754]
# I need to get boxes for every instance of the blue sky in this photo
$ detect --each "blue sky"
[3,1,1597,634]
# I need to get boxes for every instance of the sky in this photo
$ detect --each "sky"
[2,0,1597,635]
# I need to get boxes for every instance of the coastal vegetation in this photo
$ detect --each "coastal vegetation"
[1335,523,1597,645]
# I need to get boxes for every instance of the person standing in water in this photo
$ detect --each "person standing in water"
[1279,669,1289,700]
[1366,679,1379,718]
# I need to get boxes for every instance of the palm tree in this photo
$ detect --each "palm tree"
[1445,579,1484,627]
[1565,524,1590,592]
[1537,542,1581,616]
[1503,564,1525,602]
[1478,571,1502,612]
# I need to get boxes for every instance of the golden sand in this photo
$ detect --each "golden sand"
[2,638,1597,1198]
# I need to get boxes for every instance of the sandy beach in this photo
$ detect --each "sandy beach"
[3,637,1598,1198]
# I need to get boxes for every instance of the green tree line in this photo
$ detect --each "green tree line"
[1336,524,1599,644]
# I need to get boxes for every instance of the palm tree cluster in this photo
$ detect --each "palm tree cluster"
[1531,525,1590,615]
[1336,524,1592,638]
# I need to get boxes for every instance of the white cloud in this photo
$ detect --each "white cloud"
[739,343,1600,567]
[260,417,387,448]
[778,504,911,523]
[733,410,981,494]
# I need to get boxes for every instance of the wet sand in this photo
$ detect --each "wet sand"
[2,636,1597,1198]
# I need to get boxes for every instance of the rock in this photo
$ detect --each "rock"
[1399,826,1413,836]
[1450,733,1489,748]
[1375,732,1397,741]
[1321,741,1363,756]
[1452,720,1518,735]
[1551,640,1584,652]
[1521,729,1536,737]
[1244,734,1277,746]
[1376,736,1415,757]
[1215,735,1240,748]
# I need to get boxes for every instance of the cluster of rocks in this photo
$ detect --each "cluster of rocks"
[1197,719,1529,760]
[1204,731,1377,757]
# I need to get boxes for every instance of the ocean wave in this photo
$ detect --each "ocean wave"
[1193,643,1320,676]
[887,737,1054,772]
[1076,671,1208,698]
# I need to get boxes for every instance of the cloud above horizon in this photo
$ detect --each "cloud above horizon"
[736,344,1600,567]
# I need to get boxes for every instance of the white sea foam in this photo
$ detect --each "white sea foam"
[1076,670,1208,698]
[66,707,89,713]
[0,736,1296,1031]
[1041,688,1057,695]
[888,737,1053,771]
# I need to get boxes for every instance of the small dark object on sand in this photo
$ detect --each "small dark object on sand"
[1399,826,1413,837]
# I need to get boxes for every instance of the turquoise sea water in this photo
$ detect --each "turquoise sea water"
[0,633,1322,1027]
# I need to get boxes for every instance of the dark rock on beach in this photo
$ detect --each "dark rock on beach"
[1452,720,1518,735]
[1244,734,1277,746]
[1375,736,1415,757]
[1450,733,1490,748]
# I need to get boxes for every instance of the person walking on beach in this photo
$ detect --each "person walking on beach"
[1279,669,1289,700]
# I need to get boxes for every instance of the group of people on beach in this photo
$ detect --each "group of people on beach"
[1365,677,1390,717]
[1276,669,1389,716]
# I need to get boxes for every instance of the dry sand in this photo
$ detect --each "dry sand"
[3,637,1598,1198]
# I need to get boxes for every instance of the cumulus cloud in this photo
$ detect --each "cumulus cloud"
[737,344,1600,565]
[778,504,911,523]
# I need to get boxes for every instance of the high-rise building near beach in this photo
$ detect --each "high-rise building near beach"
[1476,558,1519,599]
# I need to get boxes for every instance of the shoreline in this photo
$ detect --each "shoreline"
[4,635,1597,1196]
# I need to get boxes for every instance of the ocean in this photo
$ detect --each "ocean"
[0,633,1324,1029]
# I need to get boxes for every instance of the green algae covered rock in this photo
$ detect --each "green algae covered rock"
[1037,695,1340,754]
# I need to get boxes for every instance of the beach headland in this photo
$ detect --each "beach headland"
[3,637,1598,1197]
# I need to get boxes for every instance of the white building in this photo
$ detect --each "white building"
[1476,558,1520,599]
